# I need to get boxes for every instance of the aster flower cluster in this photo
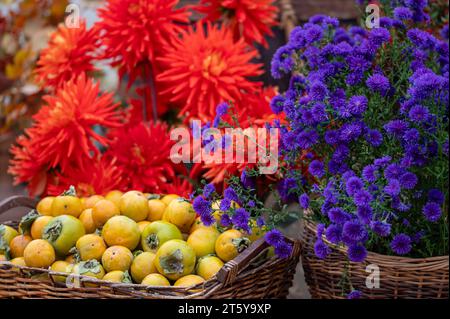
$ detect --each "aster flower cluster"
[192,172,293,258]
[269,2,448,261]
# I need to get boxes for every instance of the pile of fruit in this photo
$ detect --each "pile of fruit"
[0,188,265,288]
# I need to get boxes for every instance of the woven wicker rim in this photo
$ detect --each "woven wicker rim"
[304,209,449,267]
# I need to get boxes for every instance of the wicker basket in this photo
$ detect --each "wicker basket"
[300,210,449,299]
[0,196,301,299]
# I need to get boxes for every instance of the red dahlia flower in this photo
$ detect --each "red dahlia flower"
[106,121,184,193]
[161,175,194,198]
[157,22,263,122]
[196,0,279,47]
[46,156,127,197]
[35,20,99,89]
[96,0,190,82]
[8,75,122,195]
[8,129,52,197]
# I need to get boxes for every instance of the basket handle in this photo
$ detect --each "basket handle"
[0,195,37,216]
[279,0,298,40]
[216,236,270,285]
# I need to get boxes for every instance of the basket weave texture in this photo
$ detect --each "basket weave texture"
[300,211,449,299]
[0,196,301,299]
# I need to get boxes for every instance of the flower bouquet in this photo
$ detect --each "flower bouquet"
[268,0,448,298]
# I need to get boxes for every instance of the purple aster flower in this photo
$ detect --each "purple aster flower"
[357,206,373,224]
[309,160,325,178]
[340,122,362,143]
[408,105,430,122]
[274,241,293,259]
[298,129,319,149]
[384,120,409,137]
[368,27,391,46]
[347,290,362,299]
[343,220,367,242]
[305,24,324,43]
[366,129,383,147]
[300,108,315,125]
[403,128,420,144]
[422,202,442,222]
[384,163,405,180]
[311,103,328,122]
[391,234,412,255]
[220,214,232,227]
[289,27,306,50]
[314,239,331,259]
[224,187,239,203]
[270,95,285,114]
[325,130,340,145]
[281,131,298,152]
[201,213,215,226]
[202,183,215,199]
[348,244,368,262]
[394,7,413,20]
[346,71,364,85]
[309,14,326,24]
[317,223,326,238]
[324,16,339,28]
[328,207,351,224]
[428,189,444,205]
[370,221,391,237]
[325,224,342,244]
[384,179,401,196]
[347,95,368,115]
[219,198,231,211]
[346,176,364,196]
[366,74,390,96]
[354,190,373,207]
[271,46,294,78]
[247,200,255,208]
[374,156,392,167]
[193,196,212,217]
[299,193,310,209]
[309,80,328,101]
[265,229,284,246]
[333,145,350,161]
[399,172,418,189]
[232,208,250,232]
[362,165,378,183]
